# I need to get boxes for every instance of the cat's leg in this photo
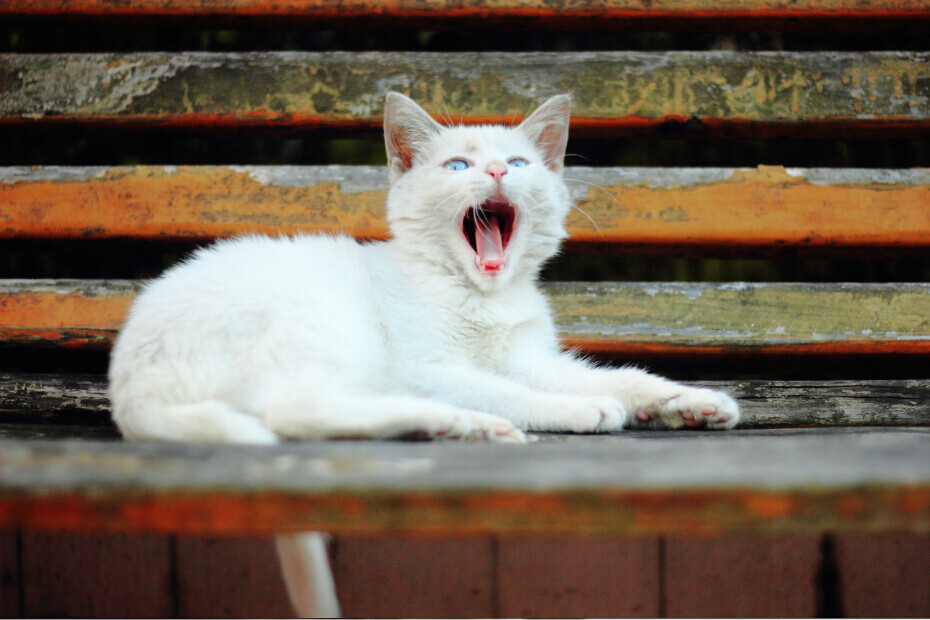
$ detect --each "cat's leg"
[400,361,627,433]
[259,382,526,443]
[502,324,739,430]
[113,398,280,444]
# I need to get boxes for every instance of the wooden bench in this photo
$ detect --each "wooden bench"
[2,1,930,617]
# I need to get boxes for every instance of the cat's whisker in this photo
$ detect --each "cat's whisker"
[437,94,456,127]
[569,203,603,237]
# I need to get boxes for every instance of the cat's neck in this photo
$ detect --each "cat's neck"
[383,237,539,300]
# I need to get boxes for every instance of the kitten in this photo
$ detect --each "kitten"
[108,93,739,616]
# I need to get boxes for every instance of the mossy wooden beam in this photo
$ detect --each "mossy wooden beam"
[3,166,929,252]
[2,52,928,138]
[2,0,928,31]
[3,280,929,357]
[0,430,928,534]
[3,373,927,430]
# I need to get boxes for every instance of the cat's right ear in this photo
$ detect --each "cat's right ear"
[518,94,572,174]
[384,93,444,182]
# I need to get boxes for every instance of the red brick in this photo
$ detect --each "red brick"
[498,535,660,618]
[334,535,495,618]
[0,531,20,618]
[664,534,820,618]
[20,531,173,617]
[175,536,296,618]
[834,532,930,617]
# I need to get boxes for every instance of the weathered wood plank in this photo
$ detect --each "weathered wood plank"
[3,166,929,252]
[0,429,928,534]
[3,280,929,356]
[2,0,928,31]
[2,52,928,138]
[2,374,928,430]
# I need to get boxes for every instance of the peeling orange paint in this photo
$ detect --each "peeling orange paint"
[2,165,929,249]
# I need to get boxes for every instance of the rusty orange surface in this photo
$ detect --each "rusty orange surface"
[4,114,930,140]
[3,0,930,29]
[1,487,927,536]
[3,288,930,357]
[3,165,930,250]
[0,167,389,242]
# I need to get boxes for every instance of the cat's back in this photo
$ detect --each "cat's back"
[133,234,371,314]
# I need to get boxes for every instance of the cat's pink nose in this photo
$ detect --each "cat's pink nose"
[486,162,508,182]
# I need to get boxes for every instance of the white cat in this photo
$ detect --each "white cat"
[109,92,739,617]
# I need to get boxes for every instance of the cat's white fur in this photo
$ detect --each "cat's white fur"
[109,93,739,617]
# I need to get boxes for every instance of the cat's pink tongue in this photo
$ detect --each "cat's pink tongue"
[474,214,505,272]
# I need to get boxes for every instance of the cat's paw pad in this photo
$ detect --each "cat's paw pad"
[659,388,740,430]
[549,395,627,433]
[436,412,527,444]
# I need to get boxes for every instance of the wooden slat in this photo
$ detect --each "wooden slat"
[664,534,821,617]
[3,280,929,357]
[2,0,928,31]
[0,429,928,534]
[2,52,929,138]
[3,374,928,430]
[498,535,660,617]
[3,166,929,252]
[0,531,19,618]
[334,536,496,618]
[175,537,296,617]
[19,531,174,617]
[833,533,930,617]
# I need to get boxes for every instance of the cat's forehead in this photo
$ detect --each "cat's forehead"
[431,125,536,156]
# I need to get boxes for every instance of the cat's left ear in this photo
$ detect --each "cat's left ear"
[518,94,571,174]
[384,92,444,183]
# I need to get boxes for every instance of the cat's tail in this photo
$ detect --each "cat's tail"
[276,532,341,618]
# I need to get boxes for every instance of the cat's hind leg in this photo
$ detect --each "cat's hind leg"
[261,389,526,443]
[113,399,279,444]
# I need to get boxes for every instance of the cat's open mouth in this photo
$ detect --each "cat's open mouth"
[463,200,516,274]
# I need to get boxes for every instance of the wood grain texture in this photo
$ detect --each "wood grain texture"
[0,429,928,535]
[833,532,930,617]
[20,531,173,617]
[498,535,660,617]
[664,534,821,617]
[2,52,928,138]
[175,536,296,618]
[0,531,19,618]
[4,280,929,357]
[2,0,929,31]
[334,535,495,617]
[3,166,929,252]
[3,374,928,430]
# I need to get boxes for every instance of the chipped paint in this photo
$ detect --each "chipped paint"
[3,281,930,355]
[2,165,929,250]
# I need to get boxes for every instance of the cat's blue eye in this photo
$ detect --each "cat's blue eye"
[508,158,529,168]
[443,159,470,171]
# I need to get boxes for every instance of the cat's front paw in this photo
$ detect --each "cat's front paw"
[436,411,527,444]
[642,387,740,430]
[537,394,627,433]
